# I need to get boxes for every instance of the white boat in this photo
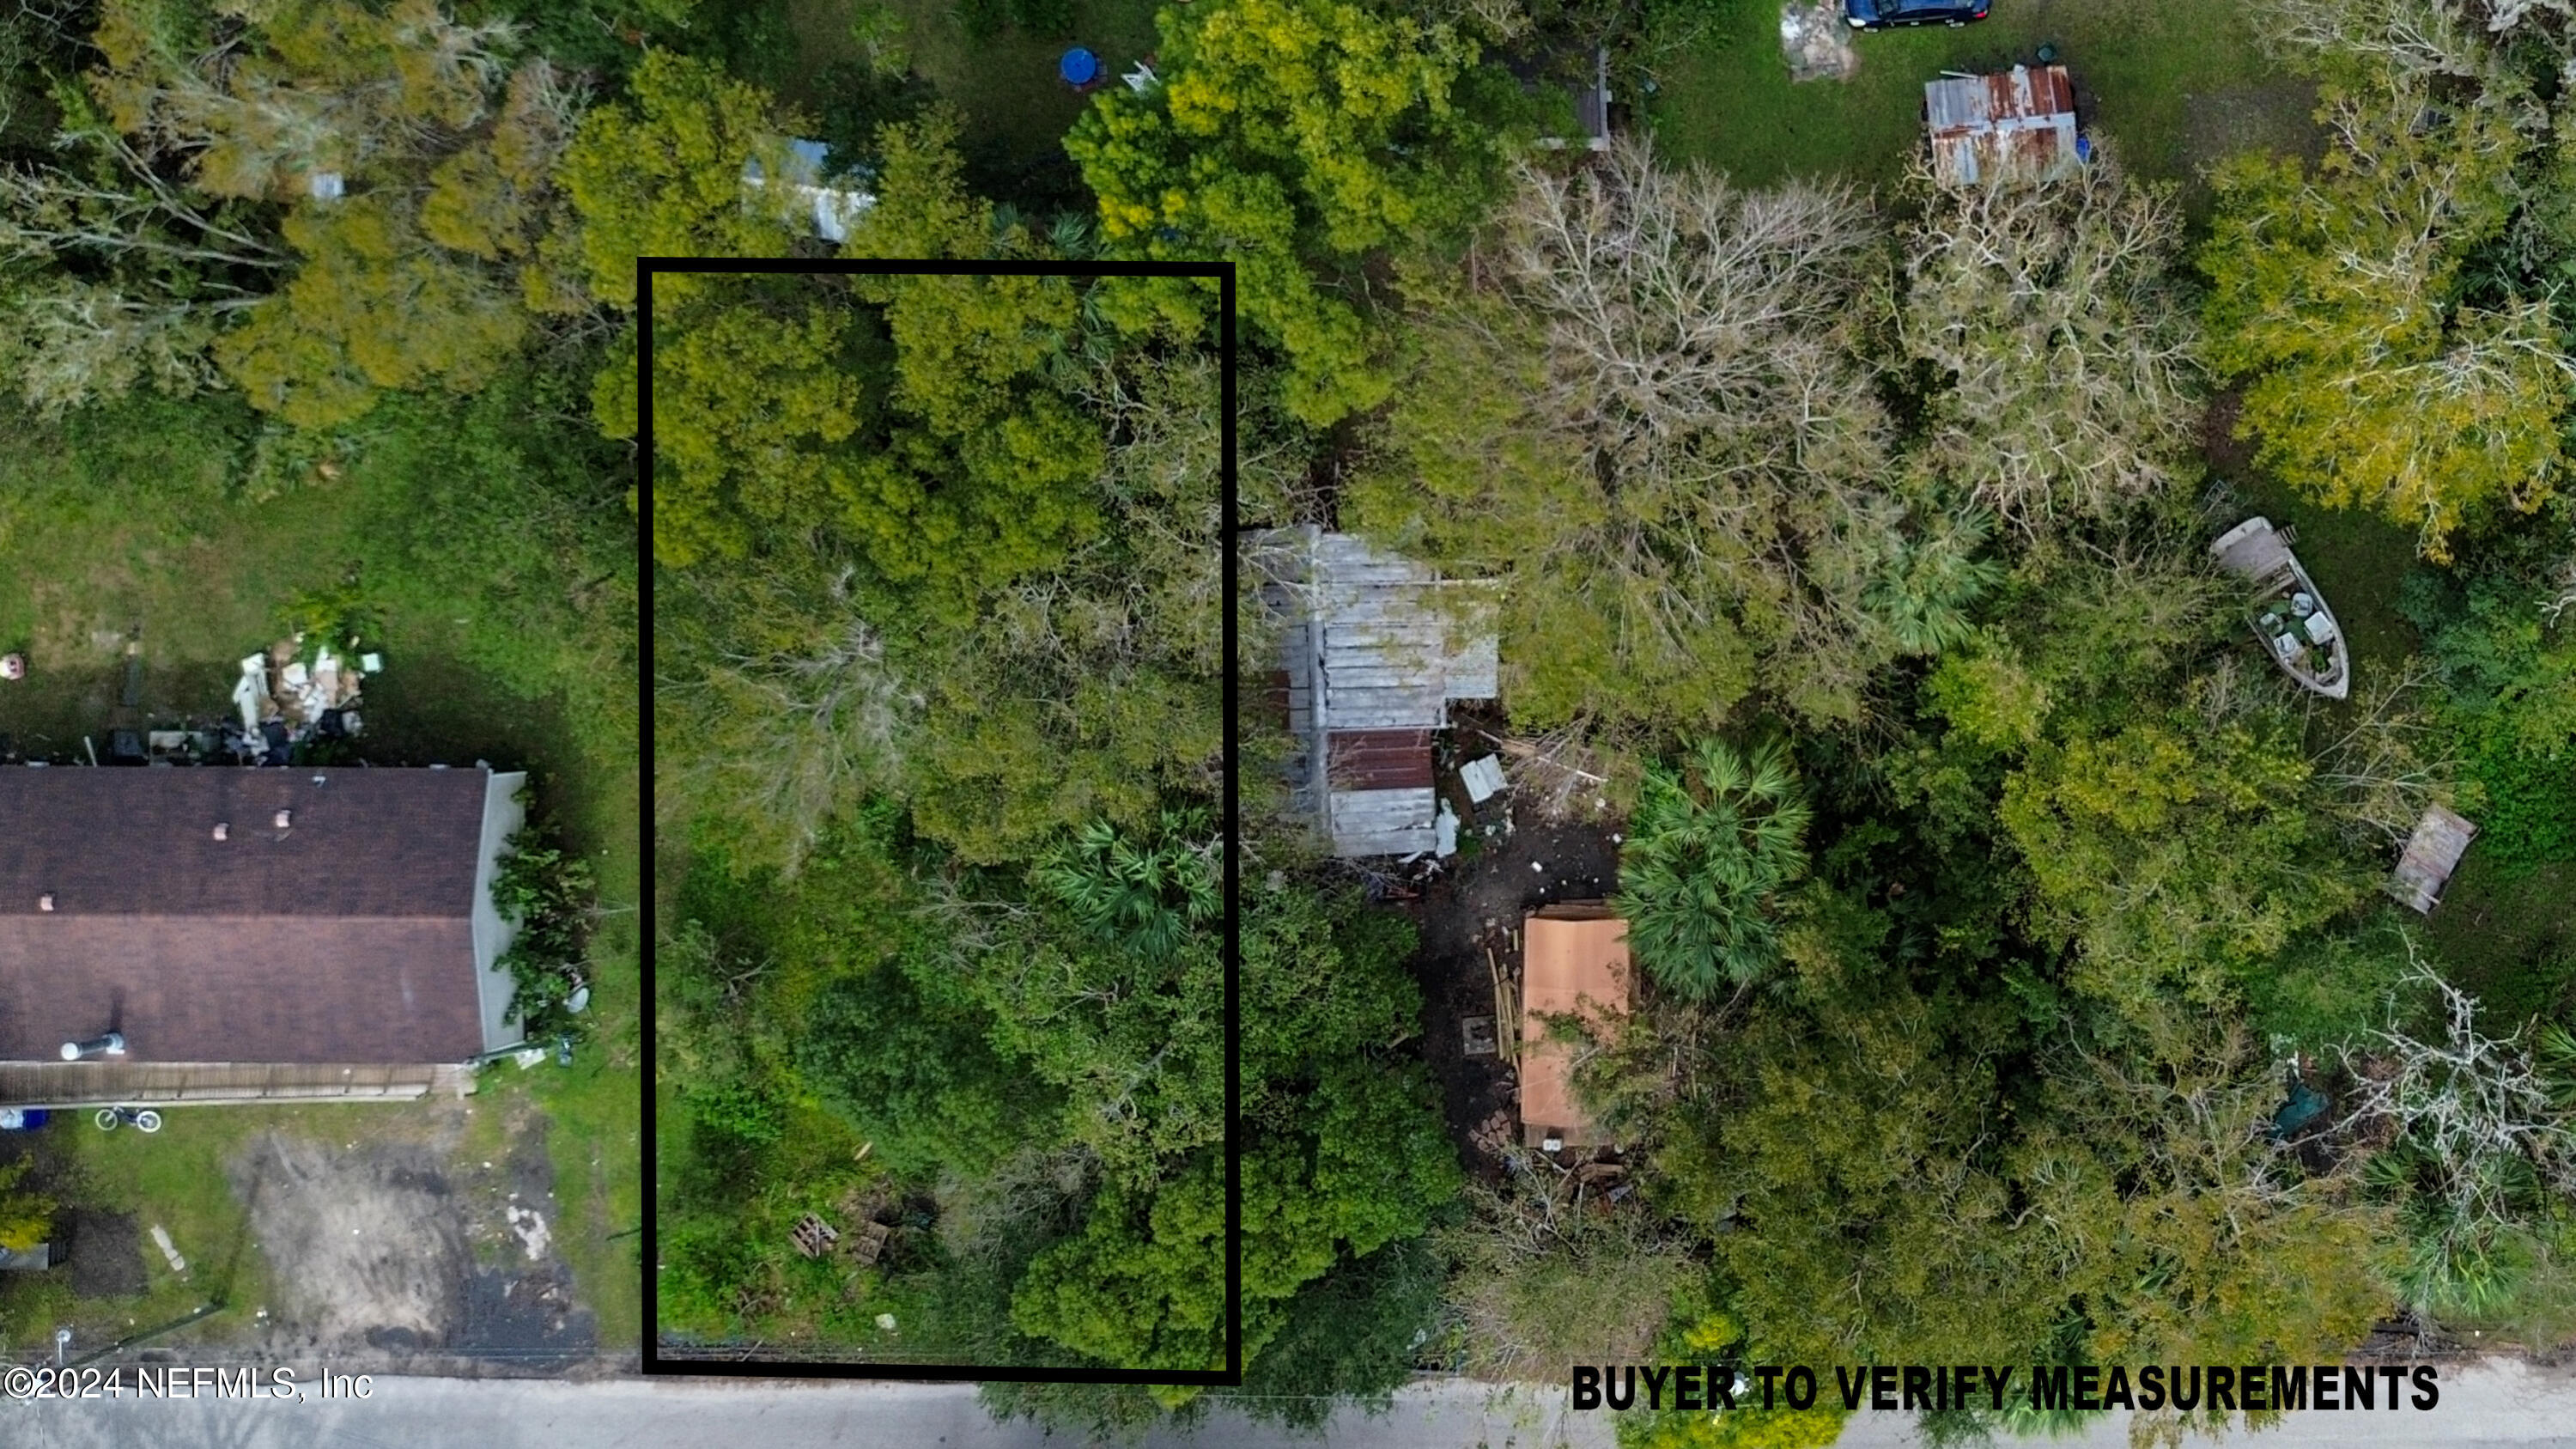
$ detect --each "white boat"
[2210,516,2349,699]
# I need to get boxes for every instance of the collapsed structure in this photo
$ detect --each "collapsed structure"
[1250,527,1499,856]
[2389,803,2479,914]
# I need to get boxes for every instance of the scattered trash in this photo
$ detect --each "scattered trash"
[149,1224,186,1275]
[1461,754,1510,804]
[1435,798,1460,857]
[505,1204,551,1262]
[1461,1014,1499,1057]
[874,1312,897,1331]
[222,632,379,764]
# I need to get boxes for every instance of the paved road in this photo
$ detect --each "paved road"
[7,1361,2574,1448]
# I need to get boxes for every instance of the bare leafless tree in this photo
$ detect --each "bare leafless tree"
[1897,153,2203,539]
[2342,947,2576,1224]
[1485,137,1911,728]
[2257,0,2500,85]
[655,610,923,877]
[2306,657,2463,848]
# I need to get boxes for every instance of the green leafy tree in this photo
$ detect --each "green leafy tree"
[3,0,582,421]
[1616,740,1814,1000]
[797,959,1055,1179]
[1999,716,2364,1008]
[1010,1061,1459,1387]
[1065,0,1515,424]
[556,47,804,308]
[215,193,528,428]
[2202,82,2570,559]
[647,292,873,565]
[1032,812,1220,964]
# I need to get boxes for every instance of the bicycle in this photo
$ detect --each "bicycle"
[93,1106,162,1133]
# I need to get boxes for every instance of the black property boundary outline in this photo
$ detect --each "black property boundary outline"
[637,258,1242,1385]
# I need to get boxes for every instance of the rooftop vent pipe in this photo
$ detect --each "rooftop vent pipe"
[60,1032,125,1061]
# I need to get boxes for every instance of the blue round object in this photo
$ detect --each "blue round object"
[1060,47,1099,86]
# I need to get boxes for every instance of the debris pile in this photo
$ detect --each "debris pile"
[1781,0,1859,83]
[229,633,380,764]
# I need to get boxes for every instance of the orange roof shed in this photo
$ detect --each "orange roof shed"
[1520,902,1631,1148]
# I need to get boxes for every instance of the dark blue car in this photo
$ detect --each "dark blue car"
[1847,0,1990,27]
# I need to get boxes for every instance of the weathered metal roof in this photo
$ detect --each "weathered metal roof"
[1249,527,1499,855]
[1925,65,2080,186]
[2389,804,2478,914]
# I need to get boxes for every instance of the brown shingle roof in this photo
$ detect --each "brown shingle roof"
[0,768,494,1064]
[0,917,484,1063]
[0,769,483,917]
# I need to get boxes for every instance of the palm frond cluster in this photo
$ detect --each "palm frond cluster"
[1031,808,1220,963]
[1613,739,1812,1001]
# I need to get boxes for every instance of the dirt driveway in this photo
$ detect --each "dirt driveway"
[223,1093,595,1372]
[1402,786,1624,1178]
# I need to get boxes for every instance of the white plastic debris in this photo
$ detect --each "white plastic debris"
[1435,799,1460,857]
[149,1224,186,1274]
[875,1313,898,1331]
[1530,861,1544,874]
[361,653,384,673]
[567,985,591,1015]
[1460,755,1508,804]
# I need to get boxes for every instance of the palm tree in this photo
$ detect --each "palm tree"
[1868,507,2004,655]
[1613,739,1813,1002]
[1031,809,1220,963]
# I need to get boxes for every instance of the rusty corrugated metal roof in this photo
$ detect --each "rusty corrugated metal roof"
[1925,64,2081,186]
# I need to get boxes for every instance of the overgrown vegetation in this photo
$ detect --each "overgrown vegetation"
[495,814,602,1044]
[15,0,2576,1429]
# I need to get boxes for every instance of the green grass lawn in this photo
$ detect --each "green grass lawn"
[1645,0,2316,193]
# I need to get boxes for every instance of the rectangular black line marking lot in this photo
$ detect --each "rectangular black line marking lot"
[637,257,1239,1385]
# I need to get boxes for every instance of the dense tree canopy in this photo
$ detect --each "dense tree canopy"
[2202,80,2573,559]
[1066,0,1520,424]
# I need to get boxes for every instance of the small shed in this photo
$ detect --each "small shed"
[2388,803,2478,914]
[743,138,877,243]
[1250,527,1499,857]
[1924,64,2080,186]
[1520,902,1631,1151]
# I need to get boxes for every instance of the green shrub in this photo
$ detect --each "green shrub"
[494,816,599,1042]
